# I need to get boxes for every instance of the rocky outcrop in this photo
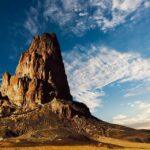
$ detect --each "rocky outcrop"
[0,33,72,113]
[50,98,91,119]
[0,91,15,117]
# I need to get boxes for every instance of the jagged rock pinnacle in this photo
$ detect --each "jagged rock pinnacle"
[0,33,72,111]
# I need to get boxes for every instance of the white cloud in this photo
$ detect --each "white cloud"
[63,45,150,110]
[113,101,150,129]
[113,114,127,124]
[24,0,45,37]
[112,0,142,11]
[124,82,150,97]
[102,0,144,29]
[129,122,150,129]
[144,1,150,8]
[24,0,148,36]
[24,6,39,35]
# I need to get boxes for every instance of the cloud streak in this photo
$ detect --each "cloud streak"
[24,6,39,35]
[63,45,150,110]
[124,82,150,97]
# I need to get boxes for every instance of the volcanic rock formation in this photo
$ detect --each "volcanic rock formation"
[0,33,72,114]
[0,33,149,146]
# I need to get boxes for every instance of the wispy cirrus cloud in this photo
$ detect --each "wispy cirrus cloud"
[24,0,45,37]
[24,6,39,35]
[113,101,150,129]
[63,45,150,110]
[23,0,149,36]
[124,82,150,97]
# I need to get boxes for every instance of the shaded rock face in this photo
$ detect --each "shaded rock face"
[0,33,72,111]
[0,93,15,117]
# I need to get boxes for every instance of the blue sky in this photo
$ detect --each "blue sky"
[0,0,150,129]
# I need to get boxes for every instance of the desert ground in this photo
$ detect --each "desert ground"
[0,136,150,150]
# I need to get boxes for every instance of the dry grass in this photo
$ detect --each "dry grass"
[0,136,150,150]
[0,146,107,150]
[95,136,150,149]
[0,143,150,150]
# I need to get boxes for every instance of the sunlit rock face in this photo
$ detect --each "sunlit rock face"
[0,33,72,110]
[50,98,91,119]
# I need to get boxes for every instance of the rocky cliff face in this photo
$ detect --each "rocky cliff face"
[0,33,72,114]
